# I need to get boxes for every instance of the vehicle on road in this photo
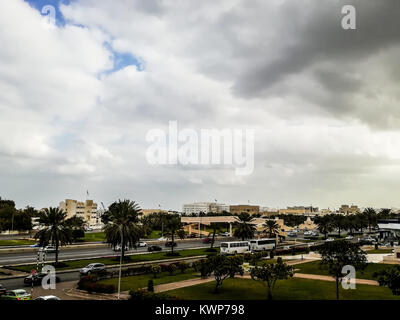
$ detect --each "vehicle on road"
[186,233,198,238]
[287,232,297,237]
[220,241,250,255]
[24,273,61,286]
[165,241,177,247]
[85,227,94,231]
[0,284,7,297]
[325,238,335,242]
[157,236,168,241]
[219,232,231,237]
[148,245,162,252]
[137,241,147,247]
[345,235,354,240]
[79,263,106,276]
[39,246,57,253]
[34,295,61,300]
[202,237,214,244]
[0,289,31,300]
[249,238,276,252]
[114,245,129,251]
[30,243,42,248]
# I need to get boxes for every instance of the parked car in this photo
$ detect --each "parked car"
[0,284,7,297]
[219,232,230,237]
[137,241,147,247]
[85,227,94,232]
[186,233,198,238]
[202,237,214,244]
[147,245,162,252]
[325,238,335,242]
[1,289,31,300]
[157,236,168,241]
[304,231,313,236]
[34,295,61,300]
[287,232,297,237]
[345,235,354,240]
[79,263,106,276]
[39,246,57,253]
[24,273,61,286]
[165,241,177,247]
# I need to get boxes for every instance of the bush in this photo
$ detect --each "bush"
[205,248,217,253]
[129,289,179,301]
[147,279,154,292]
[151,264,162,278]
[77,276,116,294]
[165,252,181,257]
[176,261,189,273]
[159,264,169,272]
[192,259,209,277]
[270,250,275,259]
[167,263,177,275]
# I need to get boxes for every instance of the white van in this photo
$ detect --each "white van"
[220,241,250,255]
[249,238,276,252]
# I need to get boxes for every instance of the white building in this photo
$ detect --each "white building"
[182,202,229,215]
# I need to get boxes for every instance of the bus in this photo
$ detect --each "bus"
[220,241,250,255]
[249,238,276,252]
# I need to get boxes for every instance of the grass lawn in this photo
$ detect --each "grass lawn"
[83,232,105,242]
[7,248,218,273]
[143,230,163,239]
[166,277,400,300]
[0,239,36,246]
[98,269,199,292]
[294,260,392,280]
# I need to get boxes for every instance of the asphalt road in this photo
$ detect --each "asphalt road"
[0,239,225,266]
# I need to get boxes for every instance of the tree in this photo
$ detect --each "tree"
[35,207,72,264]
[65,216,85,242]
[205,254,244,293]
[374,265,400,296]
[233,212,256,240]
[102,199,144,261]
[250,257,294,300]
[210,223,217,249]
[164,214,184,254]
[264,220,279,238]
[316,215,333,239]
[363,208,377,232]
[332,214,346,237]
[318,240,367,300]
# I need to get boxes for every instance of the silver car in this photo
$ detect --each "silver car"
[35,295,61,300]
[79,263,106,275]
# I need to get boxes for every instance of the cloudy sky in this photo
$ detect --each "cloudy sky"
[1,0,400,211]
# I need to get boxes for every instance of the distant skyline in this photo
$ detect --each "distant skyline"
[2,1,400,211]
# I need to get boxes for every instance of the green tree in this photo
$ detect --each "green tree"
[35,207,72,264]
[374,265,400,296]
[318,240,367,300]
[363,208,377,232]
[205,254,244,293]
[316,215,333,239]
[332,214,346,237]
[264,220,279,238]
[233,212,256,240]
[164,214,184,254]
[102,199,144,261]
[250,257,294,300]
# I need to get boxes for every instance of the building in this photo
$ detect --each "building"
[182,202,229,215]
[141,209,169,217]
[279,206,318,215]
[229,204,260,215]
[339,205,360,215]
[59,199,101,227]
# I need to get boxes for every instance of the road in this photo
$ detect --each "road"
[0,239,225,266]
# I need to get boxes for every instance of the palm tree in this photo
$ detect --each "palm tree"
[264,220,280,238]
[102,199,144,261]
[164,215,184,254]
[233,212,256,241]
[35,207,72,265]
[332,214,346,237]
[316,215,333,239]
[363,208,377,232]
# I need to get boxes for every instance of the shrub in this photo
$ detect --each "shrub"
[167,263,177,275]
[270,250,275,259]
[151,264,162,278]
[77,276,116,294]
[147,279,154,292]
[176,261,190,273]
[165,252,181,257]
[159,264,169,272]
[192,259,209,277]
[205,248,217,253]
[129,289,180,300]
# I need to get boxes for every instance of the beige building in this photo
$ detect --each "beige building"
[59,199,100,226]
[339,205,360,215]
[279,206,318,215]
[141,209,169,217]
[229,205,260,215]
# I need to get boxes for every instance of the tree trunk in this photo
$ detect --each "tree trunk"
[336,278,339,300]
[267,286,272,300]
[211,227,216,249]
[171,232,174,253]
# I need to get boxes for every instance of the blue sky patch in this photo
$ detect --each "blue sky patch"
[24,0,74,26]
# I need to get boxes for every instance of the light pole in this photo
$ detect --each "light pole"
[117,226,123,300]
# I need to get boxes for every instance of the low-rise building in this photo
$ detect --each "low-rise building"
[182,202,229,215]
[229,204,260,215]
[279,206,318,215]
[339,205,360,215]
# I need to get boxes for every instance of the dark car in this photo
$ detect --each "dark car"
[148,245,162,252]
[0,284,8,297]
[202,237,214,244]
[24,273,61,286]
[186,233,197,239]
[165,241,177,247]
